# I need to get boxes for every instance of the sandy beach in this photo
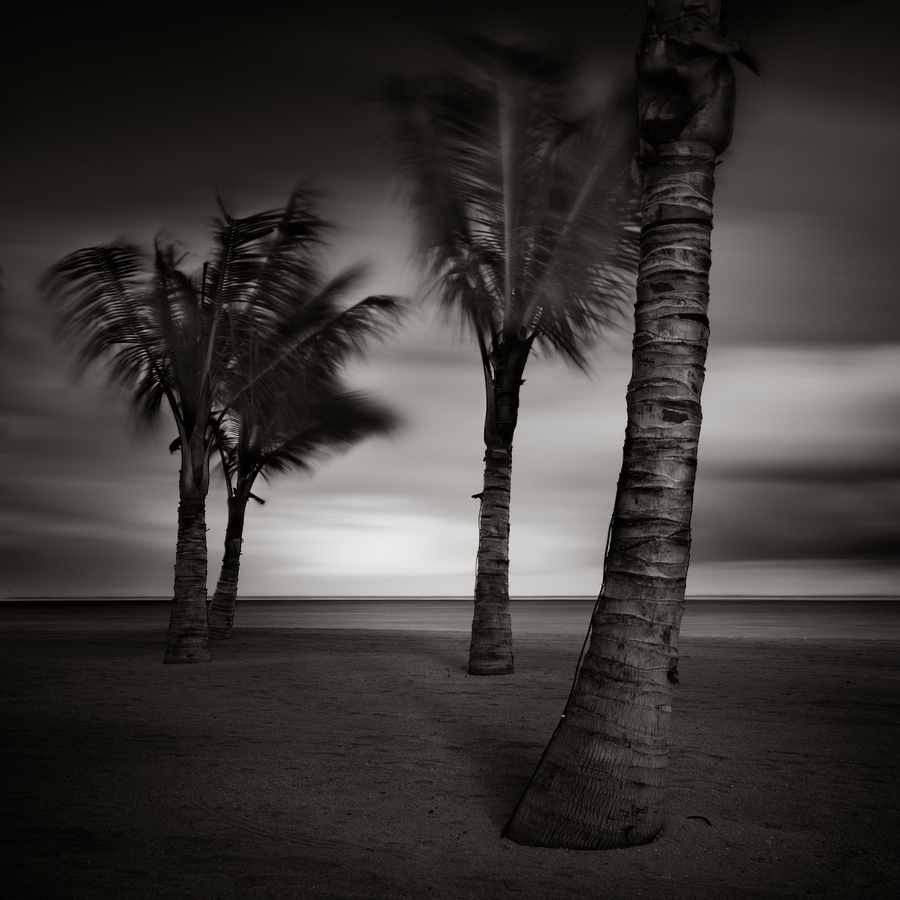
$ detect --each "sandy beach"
[2,619,898,899]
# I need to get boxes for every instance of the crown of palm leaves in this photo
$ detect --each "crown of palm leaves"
[385,37,639,370]
[43,187,405,447]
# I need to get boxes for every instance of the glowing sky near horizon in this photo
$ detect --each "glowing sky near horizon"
[1,1,899,598]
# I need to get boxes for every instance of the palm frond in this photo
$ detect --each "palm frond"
[207,187,330,317]
[44,188,406,482]
[248,385,401,484]
[41,242,184,423]
[221,288,405,419]
[284,291,405,370]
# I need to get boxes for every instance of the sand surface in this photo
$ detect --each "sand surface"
[1,625,898,899]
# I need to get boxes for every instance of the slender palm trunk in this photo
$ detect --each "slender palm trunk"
[207,491,250,640]
[164,429,211,663]
[503,0,735,846]
[469,336,529,675]
[470,441,514,674]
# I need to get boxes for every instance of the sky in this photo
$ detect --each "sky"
[1,1,899,598]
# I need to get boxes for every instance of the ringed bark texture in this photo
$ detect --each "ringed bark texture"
[469,444,514,675]
[504,141,717,848]
[164,495,211,663]
[207,494,249,640]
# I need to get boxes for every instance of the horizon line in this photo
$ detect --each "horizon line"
[3,594,898,602]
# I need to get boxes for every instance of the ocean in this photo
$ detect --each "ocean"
[2,597,900,640]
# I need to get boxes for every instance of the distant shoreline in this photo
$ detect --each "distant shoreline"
[3,596,899,640]
[4,594,900,602]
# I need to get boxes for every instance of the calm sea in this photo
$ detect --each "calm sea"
[2,597,900,640]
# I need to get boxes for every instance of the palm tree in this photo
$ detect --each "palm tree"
[43,188,402,663]
[207,377,400,640]
[205,237,404,641]
[503,0,746,848]
[385,37,639,675]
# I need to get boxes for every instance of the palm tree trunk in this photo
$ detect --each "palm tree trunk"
[470,442,514,674]
[503,0,734,848]
[207,492,250,640]
[468,337,529,676]
[164,430,211,663]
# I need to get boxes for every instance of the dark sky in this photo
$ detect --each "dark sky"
[1,1,899,597]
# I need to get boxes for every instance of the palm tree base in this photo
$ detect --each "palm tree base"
[163,605,211,663]
[467,637,514,675]
[162,647,212,664]
[503,721,666,848]
[207,603,235,640]
[468,659,515,676]
[207,630,233,641]
[468,620,514,674]
[505,794,663,850]
[503,611,677,847]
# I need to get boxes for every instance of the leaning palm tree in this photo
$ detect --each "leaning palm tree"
[504,0,748,848]
[205,248,403,640]
[385,37,640,675]
[207,376,400,640]
[43,187,402,663]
